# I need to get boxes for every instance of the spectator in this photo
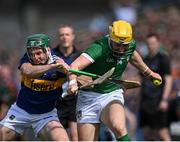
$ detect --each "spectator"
[109,0,137,25]
[139,33,172,140]
[53,25,80,141]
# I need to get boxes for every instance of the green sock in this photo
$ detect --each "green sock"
[117,134,131,141]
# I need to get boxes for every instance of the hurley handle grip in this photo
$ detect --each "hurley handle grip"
[69,69,98,78]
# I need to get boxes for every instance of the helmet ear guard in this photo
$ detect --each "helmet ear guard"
[109,20,132,44]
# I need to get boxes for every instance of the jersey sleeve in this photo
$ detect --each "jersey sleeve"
[128,40,136,56]
[18,53,29,69]
[83,42,103,61]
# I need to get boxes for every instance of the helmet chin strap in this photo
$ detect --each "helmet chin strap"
[40,47,52,65]
[46,49,54,64]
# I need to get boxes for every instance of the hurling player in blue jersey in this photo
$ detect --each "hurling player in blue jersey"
[0,34,70,141]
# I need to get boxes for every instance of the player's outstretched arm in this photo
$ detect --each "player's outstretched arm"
[68,54,92,95]
[130,51,162,85]
[20,62,63,78]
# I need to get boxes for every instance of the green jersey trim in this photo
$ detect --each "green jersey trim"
[81,53,94,63]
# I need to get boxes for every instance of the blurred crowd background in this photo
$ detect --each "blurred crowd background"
[0,0,180,140]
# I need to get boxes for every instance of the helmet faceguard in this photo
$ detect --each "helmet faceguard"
[26,34,50,64]
[109,20,132,58]
[109,40,129,58]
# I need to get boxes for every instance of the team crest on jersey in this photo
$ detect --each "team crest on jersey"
[117,59,123,65]
[9,115,15,120]
[77,110,82,119]
[106,58,114,63]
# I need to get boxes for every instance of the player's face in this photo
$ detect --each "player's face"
[110,40,129,57]
[27,47,48,65]
[58,27,75,48]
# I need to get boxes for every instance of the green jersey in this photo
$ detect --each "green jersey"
[82,35,136,93]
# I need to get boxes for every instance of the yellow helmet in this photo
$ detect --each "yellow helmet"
[109,20,132,44]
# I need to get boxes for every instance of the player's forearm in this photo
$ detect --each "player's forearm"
[67,63,79,95]
[20,63,58,78]
[130,51,162,83]
[69,55,91,80]
[162,75,172,100]
[68,54,93,84]
[130,51,152,75]
[68,64,79,82]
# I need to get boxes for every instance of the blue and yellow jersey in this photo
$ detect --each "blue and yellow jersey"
[16,53,66,114]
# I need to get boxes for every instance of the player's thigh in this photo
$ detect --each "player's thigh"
[101,100,127,136]
[78,123,100,141]
[0,125,19,141]
[39,120,69,141]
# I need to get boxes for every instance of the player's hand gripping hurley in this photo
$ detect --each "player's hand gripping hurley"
[62,67,115,98]
[62,67,142,98]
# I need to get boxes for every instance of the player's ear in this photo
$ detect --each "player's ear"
[46,47,51,57]
[47,47,51,52]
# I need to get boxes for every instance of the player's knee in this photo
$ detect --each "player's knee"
[1,126,17,141]
[111,123,127,137]
[46,121,64,132]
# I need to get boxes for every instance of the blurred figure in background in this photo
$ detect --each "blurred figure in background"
[0,65,17,120]
[89,13,110,39]
[53,25,80,141]
[139,33,172,140]
[109,0,137,25]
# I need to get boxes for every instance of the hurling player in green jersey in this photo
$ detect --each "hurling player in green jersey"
[68,20,162,141]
